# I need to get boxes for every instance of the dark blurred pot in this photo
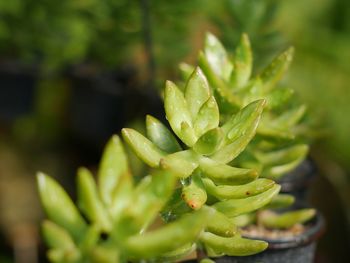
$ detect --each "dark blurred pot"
[67,64,163,156]
[0,61,36,123]
[277,158,317,202]
[203,211,325,263]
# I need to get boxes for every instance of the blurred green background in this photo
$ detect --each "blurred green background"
[0,0,349,262]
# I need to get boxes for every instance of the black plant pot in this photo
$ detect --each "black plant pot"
[207,211,325,263]
[0,61,36,123]
[277,158,317,203]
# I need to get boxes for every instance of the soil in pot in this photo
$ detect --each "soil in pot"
[210,211,325,263]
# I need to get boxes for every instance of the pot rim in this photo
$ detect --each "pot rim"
[247,210,326,250]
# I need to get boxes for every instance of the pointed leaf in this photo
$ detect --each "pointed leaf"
[205,206,238,237]
[165,81,197,146]
[194,96,220,137]
[113,171,176,237]
[37,173,87,241]
[146,115,182,153]
[264,194,295,209]
[97,135,129,206]
[199,158,258,185]
[213,185,281,217]
[77,168,111,231]
[185,67,211,119]
[200,232,268,256]
[259,47,294,92]
[265,87,294,109]
[221,99,265,142]
[125,208,212,259]
[203,178,275,200]
[42,220,75,250]
[179,62,195,81]
[122,128,166,167]
[199,52,241,112]
[193,127,223,155]
[204,32,233,81]
[260,209,316,229]
[230,33,252,88]
[182,172,207,210]
[160,150,199,178]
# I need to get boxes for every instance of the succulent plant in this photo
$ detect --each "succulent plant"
[193,32,316,230]
[37,135,215,263]
[179,32,309,181]
[122,66,283,257]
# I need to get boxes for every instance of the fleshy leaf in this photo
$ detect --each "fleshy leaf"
[113,171,176,238]
[184,67,211,120]
[97,135,129,206]
[146,115,182,153]
[165,81,197,146]
[213,185,281,217]
[205,206,238,237]
[122,128,166,167]
[230,33,252,88]
[182,172,207,210]
[37,173,87,241]
[199,52,241,112]
[199,158,258,185]
[193,127,223,155]
[125,208,212,259]
[77,168,111,231]
[200,232,268,256]
[203,178,275,200]
[260,209,316,229]
[204,32,233,81]
[194,96,220,138]
[259,47,294,92]
[160,150,199,178]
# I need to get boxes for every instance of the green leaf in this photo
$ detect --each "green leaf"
[42,220,76,250]
[199,52,241,112]
[193,127,223,155]
[213,185,281,217]
[146,115,182,153]
[160,150,199,178]
[122,128,166,167]
[184,67,211,120]
[256,144,309,179]
[230,33,252,88]
[179,62,195,81]
[37,173,87,241]
[259,47,294,92]
[97,135,130,206]
[211,100,265,163]
[194,96,220,137]
[203,178,275,200]
[204,32,233,81]
[200,232,268,256]
[272,105,307,129]
[77,168,111,232]
[260,209,316,229]
[265,87,294,110]
[264,194,295,209]
[125,208,212,259]
[230,213,256,227]
[113,171,176,237]
[199,157,258,185]
[182,172,207,210]
[221,99,265,142]
[205,206,238,237]
[90,246,120,263]
[165,80,197,146]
